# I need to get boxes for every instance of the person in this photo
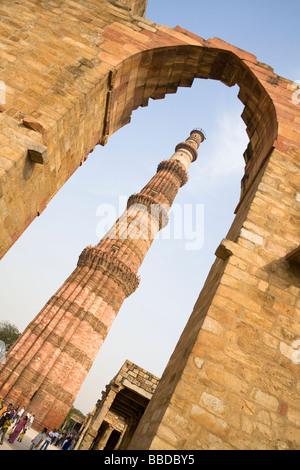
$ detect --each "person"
[0,403,13,417]
[8,415,28,444]
[7,405,15,421]
[14,406,24,424]
[11,405,19,423]
[69,436,77,450]
[54,431,61,446]
[0,404,13,434]
[26,414,35,430]
[29,428,47,450]
[0,412,12,445]
[39,430,54,450]
[17,427,27,442]
[50,429,59,444]
[55,431,66,447]
[61,437,72,450]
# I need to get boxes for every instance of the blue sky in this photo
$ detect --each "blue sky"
[0,0,299,415]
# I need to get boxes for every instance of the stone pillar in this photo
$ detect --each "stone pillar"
[118,414,143,450]
[114,426,128,450]
[93,423,115,450]
[0,130,205,431]
[76,384,123,450]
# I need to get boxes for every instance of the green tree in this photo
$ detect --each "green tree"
[0,320,21,351]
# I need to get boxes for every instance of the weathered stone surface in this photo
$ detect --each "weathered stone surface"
[129,147,300,451]
[75,360,159,450]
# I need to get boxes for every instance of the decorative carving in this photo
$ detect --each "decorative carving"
[175,141,198,162]
[78,246,140,297]
[127,193,169,230]
[157,159,189,186]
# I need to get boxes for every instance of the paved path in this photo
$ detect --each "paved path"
[0,427,59,451]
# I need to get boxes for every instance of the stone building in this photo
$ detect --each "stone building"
[0,0,299,450]
[76,360,159,450]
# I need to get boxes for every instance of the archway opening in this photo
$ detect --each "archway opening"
[0,74,251,416]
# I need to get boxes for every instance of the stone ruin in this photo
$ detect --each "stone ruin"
[76,360,159,450]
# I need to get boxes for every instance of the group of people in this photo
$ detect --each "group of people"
[0,402,34,446]
[0,400,75,450]
[29,428,75,450]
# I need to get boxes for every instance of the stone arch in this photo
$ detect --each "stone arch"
[0,14,298,262]
[104,42,277,202]
[92,25,300,450]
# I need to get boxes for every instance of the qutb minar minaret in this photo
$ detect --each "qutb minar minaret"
[0,129,205,430]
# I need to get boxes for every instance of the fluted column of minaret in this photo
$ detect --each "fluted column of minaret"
[0,129,204,431]
[89,129,205,269]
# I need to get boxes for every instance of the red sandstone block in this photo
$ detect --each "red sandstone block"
[139,29,166,49]
[206,37,257,63]
[155,30,187,47]
[99,39,131,61]
[98,50,121,67]
[104,25,148,52]
[109,22,151,45]
[279,403,288,416]
[173,26,206,45]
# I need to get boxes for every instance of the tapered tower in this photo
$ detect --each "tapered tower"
[0,130,205,430]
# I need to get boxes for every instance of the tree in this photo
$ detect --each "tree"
[0,320,21,351]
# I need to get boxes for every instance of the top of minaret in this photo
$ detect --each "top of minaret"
[172,129,205,170]
[188,128,206,155]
